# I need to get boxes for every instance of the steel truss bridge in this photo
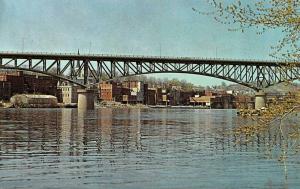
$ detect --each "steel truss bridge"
[0,52,299,90]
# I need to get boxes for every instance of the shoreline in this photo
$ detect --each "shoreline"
[1,100,236,110]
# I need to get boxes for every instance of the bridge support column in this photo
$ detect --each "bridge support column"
[255,90,266,110]
[77,89,95,110]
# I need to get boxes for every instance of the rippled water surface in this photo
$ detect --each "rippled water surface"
[0,108,300,189]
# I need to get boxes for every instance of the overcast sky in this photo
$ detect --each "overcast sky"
[0,0,282,86]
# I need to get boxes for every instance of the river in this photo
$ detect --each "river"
[0,108,300,189]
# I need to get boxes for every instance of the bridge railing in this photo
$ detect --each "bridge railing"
[0,51,285,63]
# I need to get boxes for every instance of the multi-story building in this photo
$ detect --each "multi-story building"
[146,88,157,105]
[235,95,254,109]
[57,82,81,104]
[24,75,58,96]
[189,96,216,107]
[0,71,58,100]
[156,88,168,105]
[122,81,145,103]
[180,91,195,105]
[98,81,122,102]
[212,94,235,109]
[169,87,181,106]
[0,81,11,100]
[99,81,150,104]
[0,71,25,95]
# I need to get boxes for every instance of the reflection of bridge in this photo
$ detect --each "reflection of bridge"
[0,52,299,90]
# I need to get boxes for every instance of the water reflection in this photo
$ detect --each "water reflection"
[0,108,295,158]
[0,108,300,189]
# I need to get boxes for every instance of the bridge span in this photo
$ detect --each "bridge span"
[0,51,299,90]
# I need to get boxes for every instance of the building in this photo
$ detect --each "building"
[205,90,218,97]
[58,82,81,104]
[24,75,58,96]
[169,87,181,106]
[189,96,216,107]
[156,88,168,105]
[0,71,25,95]
[146,88,157,105]
[122,81,145,103]
[0,81,11,100]
[180,91,195,105]
[235,95,254,109]
[0,71,58,100]
[10,94,58,108]
[98,81,122,102]
[212,94,235,109]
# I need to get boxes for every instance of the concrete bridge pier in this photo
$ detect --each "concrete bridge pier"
[77,89,95,110]
[255,90,266,110]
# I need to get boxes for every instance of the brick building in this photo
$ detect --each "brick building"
[99,82,122,102]
[24,75,58,96]
[212,94,235,109]
[0,81,11,100]
[0,71,25,95]
[235,95,254,109]
[146,88,157,105]
[180,91,196,105]
[0,71,58,100]
[99,81,149,104]
[156,88,168,105]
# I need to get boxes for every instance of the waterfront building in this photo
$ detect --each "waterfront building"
[0,71,58,100]
[10,94,58,108]
[0,81,11,100]
[58,82,81,104]
[179,91,195,105]
[212,94,235,109]
[169,87,181,106]
[0,71,25,95]
[189,96,215,107]
[146,88,157,105]
[156,88,169,105]
[23,74,58,96]
[98,81,122,102]
[122,81,145,104]
[94,80,252,108]
[235,95,254,109]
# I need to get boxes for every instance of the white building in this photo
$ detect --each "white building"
[58,82,81,104]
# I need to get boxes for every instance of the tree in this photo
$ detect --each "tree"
[195,0,300,61]
[195,0,300,162]
[221,81,227,89]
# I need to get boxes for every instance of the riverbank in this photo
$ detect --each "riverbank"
[149,105,211,109]
[1,100,229,110]
[237,108,267,116]
[97,101,149,109]
[97,101,214,109]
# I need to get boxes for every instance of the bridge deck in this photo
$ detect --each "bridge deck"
[0,51,290,66]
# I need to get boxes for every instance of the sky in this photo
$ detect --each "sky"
[0,0,283,86]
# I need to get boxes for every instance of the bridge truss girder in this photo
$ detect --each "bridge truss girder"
[0,53,299,90]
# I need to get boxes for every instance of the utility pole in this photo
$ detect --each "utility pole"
[160,43,162,57]
[88,41,92,54]
[22,38,25,52]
